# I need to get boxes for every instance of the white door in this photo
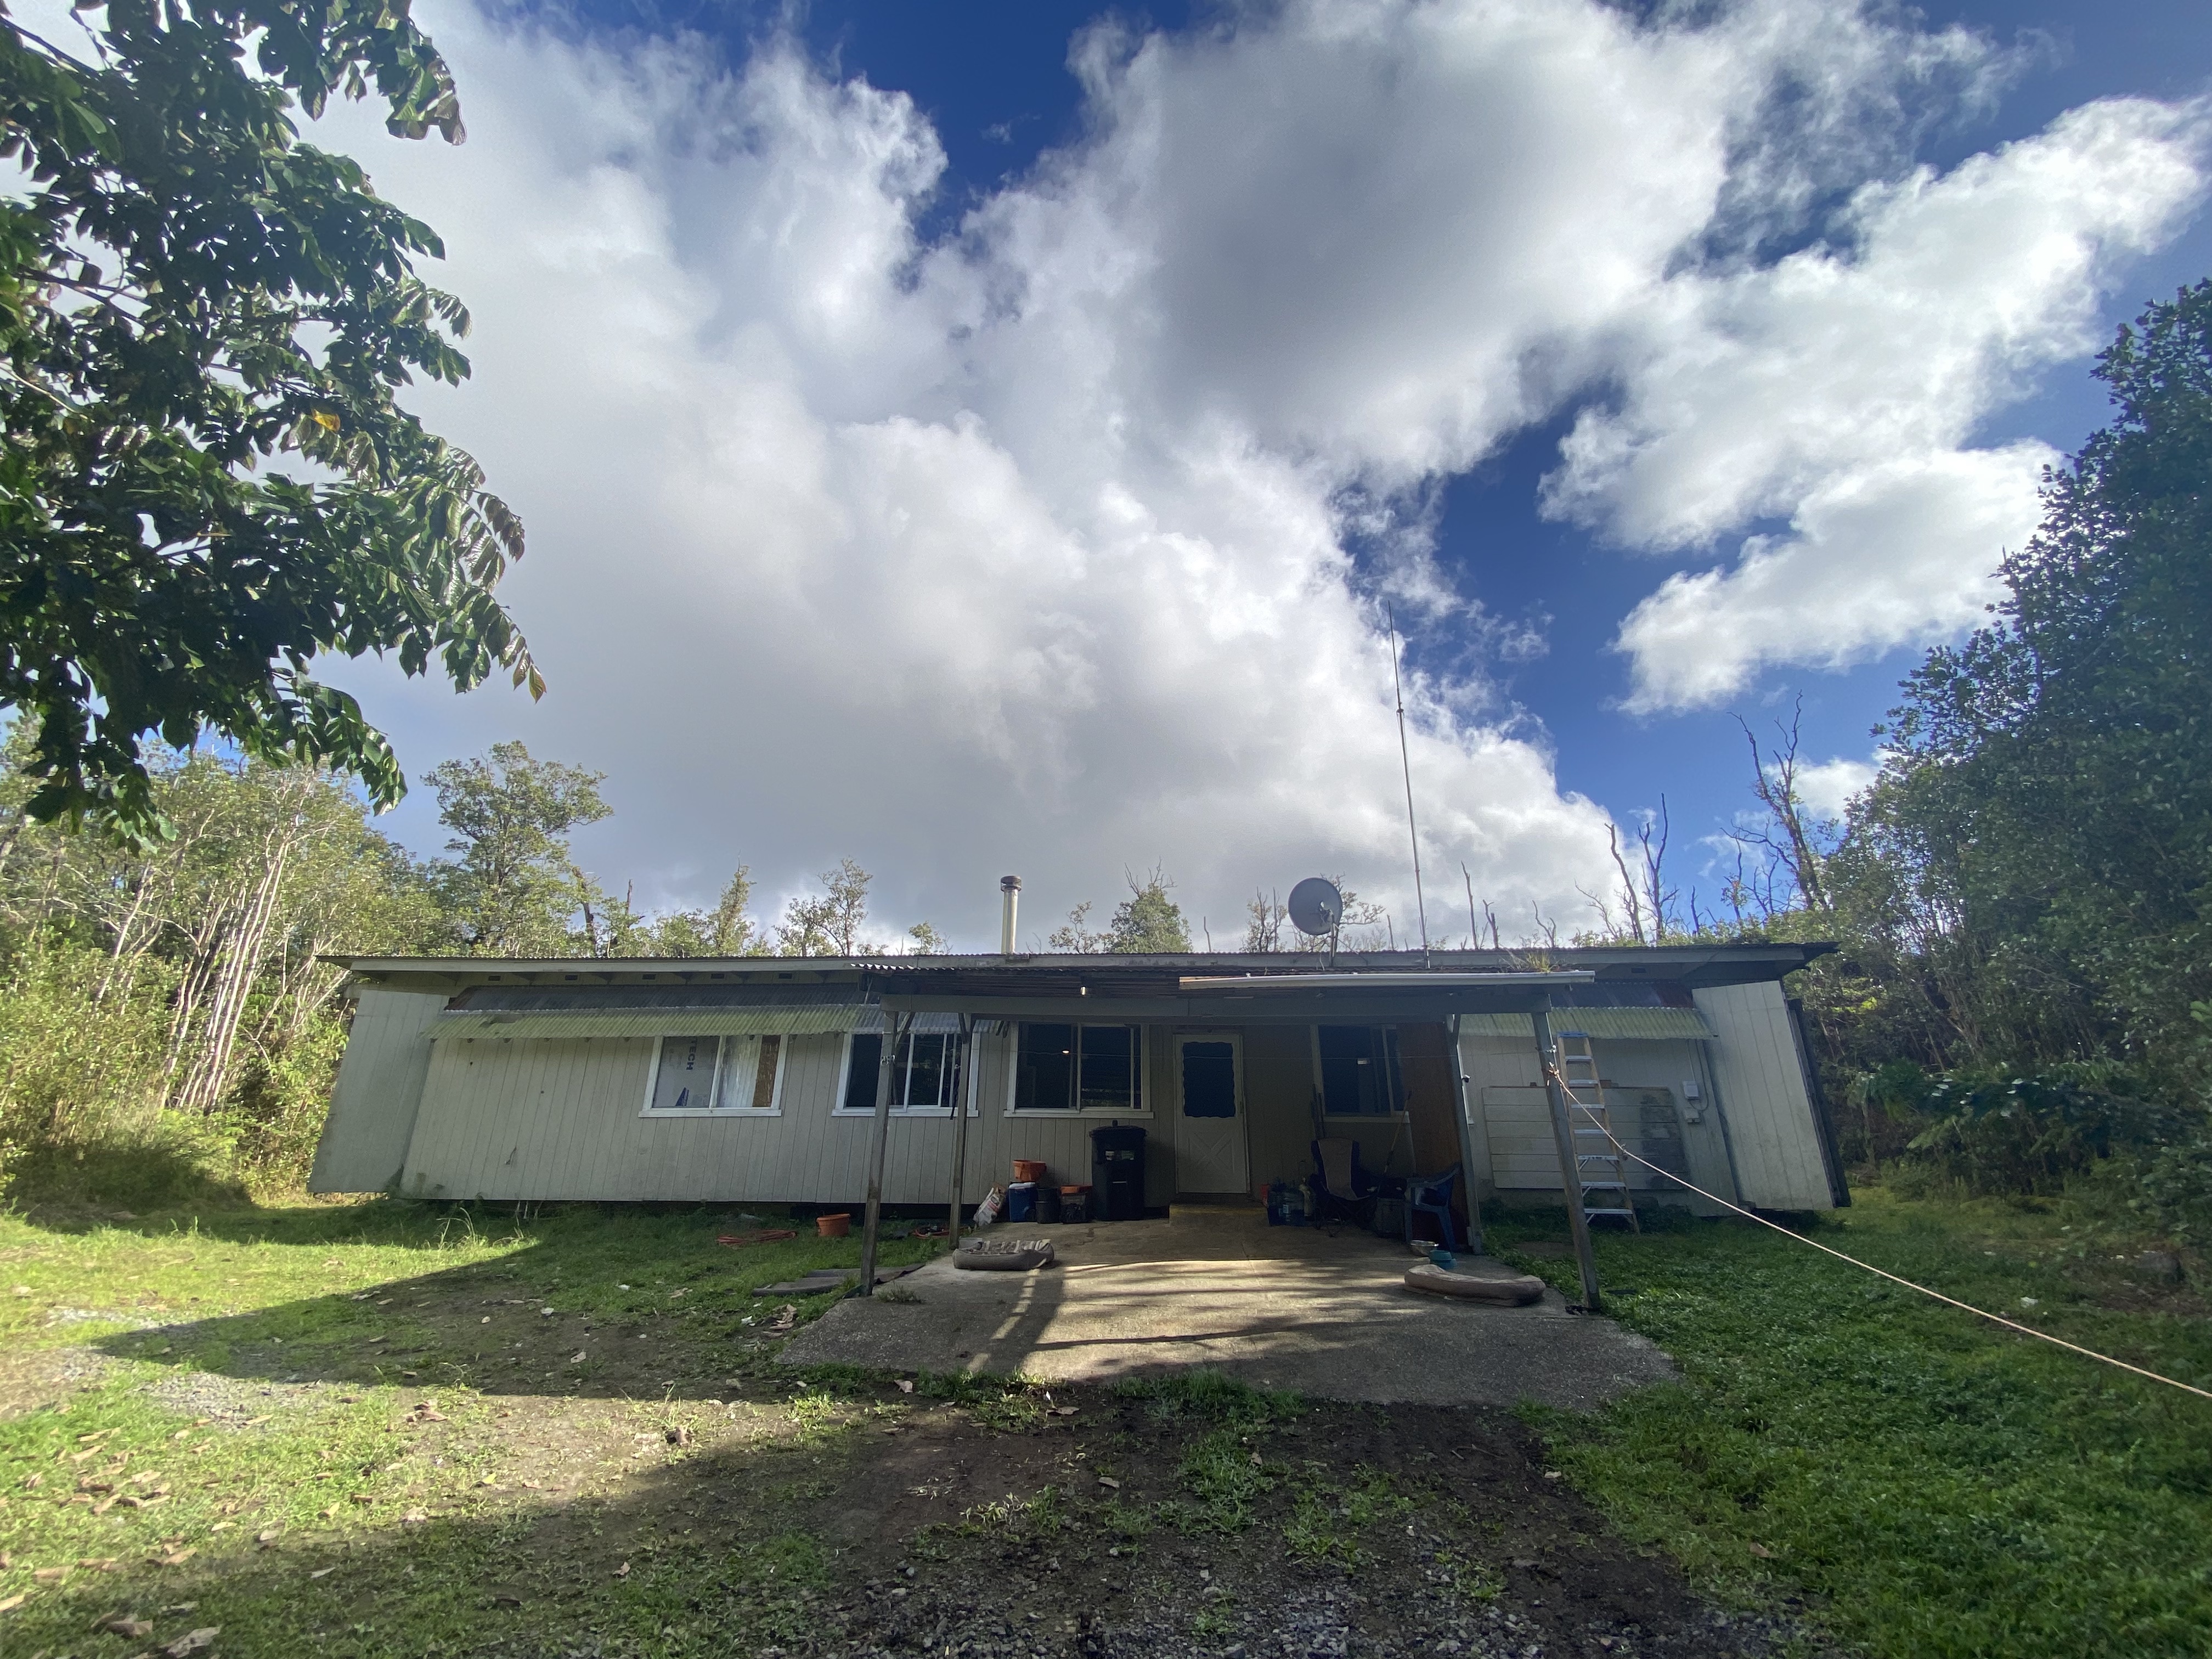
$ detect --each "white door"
[1175,1034,1248,1197]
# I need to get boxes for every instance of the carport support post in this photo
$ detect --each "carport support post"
[1445,1014,1485,1256]
[1532,1005,1601,1312]
[946,1014,974,1248]
[859,1011,909,1297]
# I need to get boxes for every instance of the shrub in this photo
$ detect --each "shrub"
[222,1011,348,1198]
[1889,1060,2183,1197]
[0,940,174,1176]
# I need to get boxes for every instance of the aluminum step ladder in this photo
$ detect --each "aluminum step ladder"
[1557,1030,1639,1231]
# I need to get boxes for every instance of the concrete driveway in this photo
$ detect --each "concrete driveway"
[777,1212,1674,1410]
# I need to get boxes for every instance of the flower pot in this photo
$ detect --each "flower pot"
[1012,1159,1048,1184]
[815,1212,851,1239]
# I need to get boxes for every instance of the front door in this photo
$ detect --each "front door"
[1176,1034,1248,1196]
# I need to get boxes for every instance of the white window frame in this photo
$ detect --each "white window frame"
[1004,1021,1151,1118]
[639,1033,787,1118]
[1311,1023,1409,1123]
[833,1028,974,1117]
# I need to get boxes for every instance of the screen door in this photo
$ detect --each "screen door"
[1175,1034,1248,1196]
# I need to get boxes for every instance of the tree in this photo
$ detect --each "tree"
[0,0,535,839]
[1240,877,1386,951]
[649,867,762,957]
[775,859,876,957]
[1048,900,1107,953]
[906,921,946,955]
[1105,866,1190,953]
[422,742,607,955]
[1840,280,2212,1081]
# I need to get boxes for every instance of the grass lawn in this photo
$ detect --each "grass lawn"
[0,1186,2204,1657]
[1493,1187,2212,1659]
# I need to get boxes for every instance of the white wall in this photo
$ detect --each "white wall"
[309,988,445,1193]
[1694,981,1839,1210]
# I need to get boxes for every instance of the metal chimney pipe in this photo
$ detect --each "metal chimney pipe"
[1000,875,1022,956]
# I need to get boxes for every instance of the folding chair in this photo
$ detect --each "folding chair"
[1310,1137,1377,1228]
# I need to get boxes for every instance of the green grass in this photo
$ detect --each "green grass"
[0,1198,944,1656]
[1493,1187,2212,1658]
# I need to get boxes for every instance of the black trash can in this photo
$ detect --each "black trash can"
[1090,1124,1147,1222]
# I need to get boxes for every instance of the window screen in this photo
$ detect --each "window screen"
[1015,1023,1076,1109]
[844,1031,963,1111]
[1015,1023,1141,1110]
[1317,1025,1404,1116]
[647,1036,721,1112]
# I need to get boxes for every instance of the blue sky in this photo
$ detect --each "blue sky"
[782,0,2212,890]
[315,0,2212,947]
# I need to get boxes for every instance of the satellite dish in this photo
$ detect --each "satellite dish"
[1287,877,1345,938]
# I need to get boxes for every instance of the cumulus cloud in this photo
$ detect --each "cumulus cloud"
[298,0,2206,942]
[1793,756,1882,821]
[1564,95,2209,708]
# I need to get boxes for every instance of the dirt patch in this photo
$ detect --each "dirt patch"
[748,1384,1830,1658]
[0,1343,120,1413]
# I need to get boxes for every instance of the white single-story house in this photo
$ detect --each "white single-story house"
[309,945,1849,1218]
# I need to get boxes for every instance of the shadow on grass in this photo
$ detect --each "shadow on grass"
[3,1138,254,1217]
[66,1199,950,1405]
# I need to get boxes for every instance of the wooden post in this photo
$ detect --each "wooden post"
[1532,1005,1601,1311]
[1445,1013,1485,1256]
[858,1011,907,1296]
[946,1014,974,1249]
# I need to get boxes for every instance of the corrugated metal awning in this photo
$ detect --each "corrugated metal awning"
[1457,1008,1714,1041]
[434,1007,871,1039]
[432,1008,993,1040]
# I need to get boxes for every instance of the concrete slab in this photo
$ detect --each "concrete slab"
[778,1215,1674,1410]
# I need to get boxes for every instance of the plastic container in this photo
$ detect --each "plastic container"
[1037,1185,1062,1224]
[1060,1188,1092,1225]
[1090,1124,1147,1221]
[1006,1181,1038,1223]
[815,1212,851,1239]
[1012,1159,1049,1185]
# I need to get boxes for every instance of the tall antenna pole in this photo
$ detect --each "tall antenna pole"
[1386,600,1431,964]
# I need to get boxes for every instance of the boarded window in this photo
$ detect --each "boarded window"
[843,1032,963,1111]
[1015,1023,1142,1111]
[647,1036,721,1112]
[1316,1025,1404,1116]
[645,1034,783,1114]
[749,1035,782,1110]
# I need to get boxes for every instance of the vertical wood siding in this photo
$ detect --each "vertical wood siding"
[379,996,1825,1211]
[309,988,446,1193]
[398,1026,1175,1207]
[1455,1028,1740,1213]
[1692,982,1835,1210]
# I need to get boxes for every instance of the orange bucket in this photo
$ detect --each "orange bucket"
[1012,1160,1048,1184]
[815,1212,851,1239]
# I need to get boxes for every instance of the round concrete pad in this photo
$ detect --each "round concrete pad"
[1403,1262,1545,1305]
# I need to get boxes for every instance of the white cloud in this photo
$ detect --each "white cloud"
[299,0,2208,942]
[1793,755,1882,821]
[1563,95,2209,707]
[1612,443,2052,709]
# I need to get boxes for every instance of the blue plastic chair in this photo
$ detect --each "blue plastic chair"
[1404,1163,1463,1252]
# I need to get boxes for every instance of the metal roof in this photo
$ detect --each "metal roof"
[1181,971,1594,992]
[432,1007,984,1040]
[1458,1009,1714,1041]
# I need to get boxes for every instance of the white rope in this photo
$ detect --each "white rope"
[1547,1065,2212,1404]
